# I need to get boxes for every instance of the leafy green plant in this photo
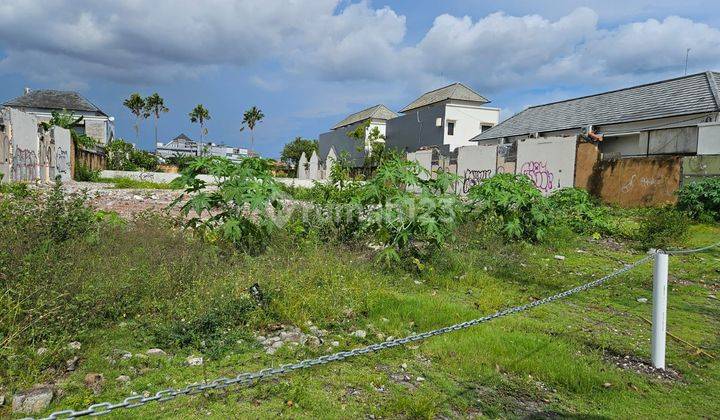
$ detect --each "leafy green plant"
[468,173,551,241]
[40,109,98,149]
[74,164,101,182]
[676,177,720,222]
[106,139,159,171]
[548,188,612,235]
[635,207,690,250]
[171,156,283,251]
[281,137,318,168]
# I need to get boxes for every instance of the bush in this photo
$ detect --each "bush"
[676,177,720,222]
[106,138,159,171]
[171,156,283,252]
[74,164,101,181]
[468,173,552,242]
[635,207,690,250]
[548,188,612,235]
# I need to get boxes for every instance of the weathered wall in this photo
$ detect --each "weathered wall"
[455,144,497,194]
[0,112,10,181]
[681,155,720,185]
[406,149,433,181]
[53,126,72,181]
[516,137,577,195]
[697,122,720,155]
[9,108,40,182]
[574,142,600,190]
[307,151,319,180]
[72,144,106,178]
[100,170,324,188]
[297,152,308,179]
[386,103,445,153]
[587,156,681,207]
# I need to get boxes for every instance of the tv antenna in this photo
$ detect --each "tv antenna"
[684,48,691,75]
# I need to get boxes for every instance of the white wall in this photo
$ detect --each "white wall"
[297,152,308,179]
[516,137,577,195]
[9,108,40,182]
[308,151,319,180]
[698,122,720,155]
[100,170,323,188]
[53,126,72,181]
[456,144,498,195]
[443,103,500,151]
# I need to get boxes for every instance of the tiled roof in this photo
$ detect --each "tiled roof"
[473,71,720,141]
[400,83,489,113]
[332,104,398,130]
[3,89,107,115]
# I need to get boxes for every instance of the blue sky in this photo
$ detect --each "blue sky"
[1,0,719,158]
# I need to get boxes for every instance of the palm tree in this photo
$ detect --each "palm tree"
[123,93,146,144]
[144,93,169,145]
[189,104,211,143]
[242,106,265,149]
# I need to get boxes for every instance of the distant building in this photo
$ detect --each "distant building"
[386,83,500,153]
[2,88,114,144]
[318,104,398,167]
[156,133,258,162]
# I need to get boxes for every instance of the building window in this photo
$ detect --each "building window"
[447,121,455,136]
[480,124,493,132]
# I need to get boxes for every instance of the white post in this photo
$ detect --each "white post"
[651,252,669,369]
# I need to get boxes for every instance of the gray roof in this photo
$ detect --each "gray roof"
[400,83,489,113]
[473,71,720,142]
[332,104,398,130]
[3,89,107,116]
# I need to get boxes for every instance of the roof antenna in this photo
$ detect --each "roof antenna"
[684,48,691,75]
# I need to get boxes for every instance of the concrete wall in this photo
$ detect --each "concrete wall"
[386,103,445,153]
[586,156,681,207]
[54,126,72,181]
[297,152,308,179]
[0,112,10,180]
[9,108,40,182]
[318,121,367,167]
[697,122,720,155]
[406,149,433,181]
[574,142,600,190]
[516,136,577,195]
[455,144,497,194]
[100,170,321,188]
[681,154,720,185]
[308,151,319,180]
[443,103,499,150]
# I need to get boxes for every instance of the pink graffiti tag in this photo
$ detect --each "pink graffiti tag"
[520,161,556,193]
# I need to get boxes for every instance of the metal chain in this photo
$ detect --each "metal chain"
[663,240,720,255]
[36,253,655,419]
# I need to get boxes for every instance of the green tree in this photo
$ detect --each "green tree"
[123,93,146,144]
[40,109,97,149]
[242,106,265,149]
[280,137,318,167]
[189,104,211,143]
[144,93,169,145]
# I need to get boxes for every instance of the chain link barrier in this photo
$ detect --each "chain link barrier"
[34,241,719,419]
[664,239,720,255]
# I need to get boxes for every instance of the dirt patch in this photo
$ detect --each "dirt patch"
[604,352,683,382]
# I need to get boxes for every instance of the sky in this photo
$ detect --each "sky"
[1,0,719,158]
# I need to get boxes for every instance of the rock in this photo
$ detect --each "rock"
[603,382,612,388]
[186,356,203,366]
[150,194,159,200]
[36,347,48,356]
[330,341,340,347]
[66,356,80,371]
[306,336,321,347]
[636,297,648,303]
[146,348,167,357]
[554,255,566,261]
[271,341,284,349]
[351,330,367,339]
[133,195,143,201]
[84,373,105,394]
[68,341,81,351]
[266,347,278,355]
[0,395,4,406]
[116,375,131,383]
[413,280,422,285]
[416,376,425,382]
[256,335,266,342]
[12,386,53,414]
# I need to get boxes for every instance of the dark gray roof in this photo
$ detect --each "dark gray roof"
[400,83,489,113]
[473,71,720,142]
[332,104,398,130]
[3,89,107,116]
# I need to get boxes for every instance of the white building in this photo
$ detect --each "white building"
[2,88,114,144]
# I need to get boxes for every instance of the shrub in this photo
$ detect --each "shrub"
[548,188,612,235]
[635,207,690,250]
[468,173,551,242]
[74,164,101,181]
[171,156,283,252]
[676,177,720,222]
[106,138,159,171]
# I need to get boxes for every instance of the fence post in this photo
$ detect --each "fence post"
[651,251,669,369]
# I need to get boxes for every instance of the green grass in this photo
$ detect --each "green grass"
[2,205,719,418]
[98,177,180,189]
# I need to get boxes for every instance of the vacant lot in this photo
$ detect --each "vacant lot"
[1,179,718,419]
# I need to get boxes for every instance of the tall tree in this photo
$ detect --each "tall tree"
[144,93,169,145]
[242,106,265,149]
[189,104,211,143]
[280,137,318,167]
[123,93,146,144]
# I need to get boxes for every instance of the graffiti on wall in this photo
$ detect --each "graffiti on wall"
[56,147,69,174]
[520,161,557,193]
[12,148,38,181]
[462,169,492,193]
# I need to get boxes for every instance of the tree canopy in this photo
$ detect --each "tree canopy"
[280,137,318,167]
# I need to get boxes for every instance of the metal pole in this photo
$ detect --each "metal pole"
[651,252,669,369]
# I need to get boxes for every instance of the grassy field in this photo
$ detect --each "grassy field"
[1,185,718,418]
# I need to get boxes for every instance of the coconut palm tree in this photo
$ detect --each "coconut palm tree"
[242,106,264,149]
[189,104,211,143]
[144,93,169,145]
[123,93,146,143]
